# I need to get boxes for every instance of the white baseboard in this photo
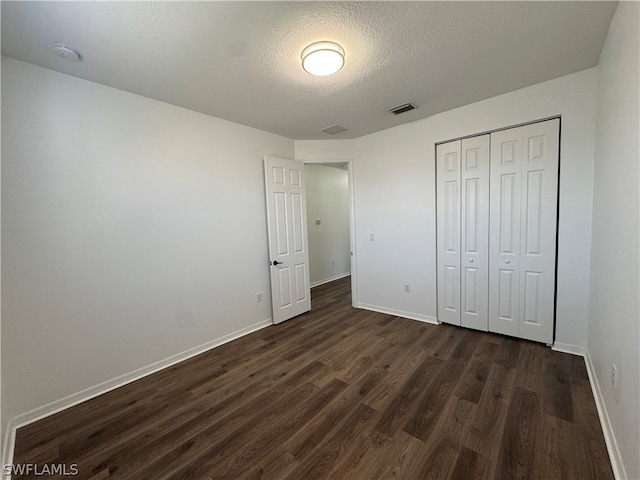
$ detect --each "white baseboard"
[583,350,627,480]
[1,419,17,480]
[551,342,587,357]
[0,317,273,478]
[310,272,351,288]
[357,303,438,325]
[551,342,626,479]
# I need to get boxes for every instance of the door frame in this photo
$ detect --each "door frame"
[301,158,358,308]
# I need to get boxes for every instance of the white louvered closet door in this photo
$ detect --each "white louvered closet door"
[488,119,559,344]
[437,136,490,329]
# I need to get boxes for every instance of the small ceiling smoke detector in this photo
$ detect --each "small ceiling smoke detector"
[302,41,345,76]
[321,124,348,136]
[52,43,81,61]
[389,102,417,115]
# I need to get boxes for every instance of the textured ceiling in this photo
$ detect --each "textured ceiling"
[1,1,617,140]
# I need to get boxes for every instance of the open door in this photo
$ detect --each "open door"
[264,156,311,324]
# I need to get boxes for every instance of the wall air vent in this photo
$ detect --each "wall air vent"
[321,124,348,135]
[389,102,417,115]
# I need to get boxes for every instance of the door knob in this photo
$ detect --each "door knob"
[469,258,474,263]
[505,259,511,264]
[271,260,283,266]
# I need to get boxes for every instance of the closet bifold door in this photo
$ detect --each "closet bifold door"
[437,136,490,329]
[460,135,490,331]
[436,140,462,326]
[488,118,559,344]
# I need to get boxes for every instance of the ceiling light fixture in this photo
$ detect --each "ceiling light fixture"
[301,41,345,76]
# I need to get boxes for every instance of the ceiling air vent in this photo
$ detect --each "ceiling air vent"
[389,102,417,115]
[321,124,348,136]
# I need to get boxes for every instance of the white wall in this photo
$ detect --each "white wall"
[295,139,355,162]
[1,57,294,443]
[588,2,640,478]
[305,165,350,286]
[298,68,598,342]
[353,68,598,341]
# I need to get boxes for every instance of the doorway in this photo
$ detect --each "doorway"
[303,159,357,307]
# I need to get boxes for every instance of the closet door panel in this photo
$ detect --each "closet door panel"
[489,127,522,338]
[437,141,462,326]
[518,119,559,344]
[460,135,489,331]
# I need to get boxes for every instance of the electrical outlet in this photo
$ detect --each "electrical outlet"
[256,292,263,303]
[611,364,618,388]
[369,233,375,241]
[404,283,411,293]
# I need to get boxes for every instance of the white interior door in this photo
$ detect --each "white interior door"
[460,135,490,331]
[264,156,311,324]
[436,141,462,326]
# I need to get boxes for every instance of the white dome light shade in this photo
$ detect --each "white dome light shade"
[301,41,345,76]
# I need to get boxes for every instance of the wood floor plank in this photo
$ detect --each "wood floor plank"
[402,357,466,442]
[513,340,545,392]
[102,361,326,479]
[283,402,377,480]
[532,413,581,480]
[382,429,438,479]
[419,436,461,480]
[497,387,540,480]
[542,349,575,422]
[570,376,616,479]
[131,433,214,480]
[156,382,322,480]
[207,378,348,479]
[449,446,489,480]
[451,328,482,361]
[495,336,522,369]
[456,340,499,404]
[376,355,443,435]
[464,362,517,473]
[242,446,300,480]
[11,276,614,480]
[361,331,442,412]
[283,371,382,460]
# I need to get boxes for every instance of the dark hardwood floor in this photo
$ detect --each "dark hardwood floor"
[12,276,613,479]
